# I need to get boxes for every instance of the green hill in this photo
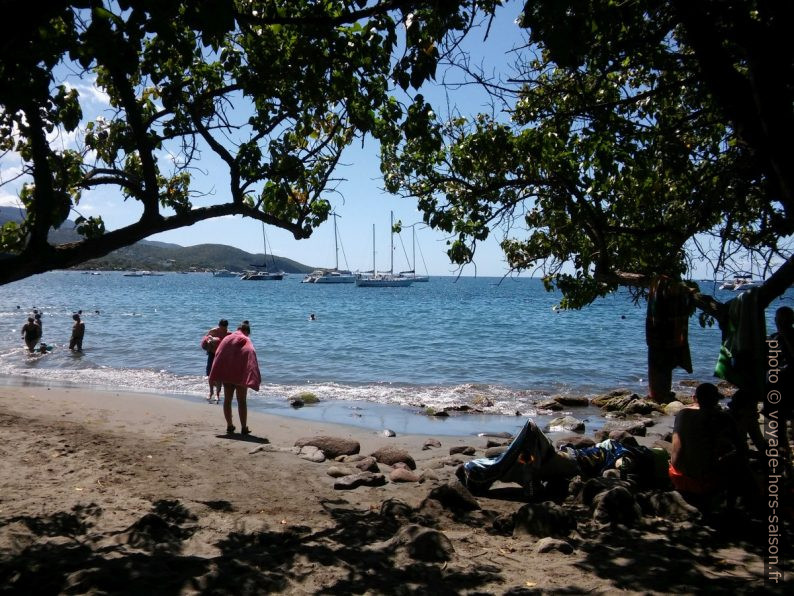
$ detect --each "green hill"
[0,207,314,273]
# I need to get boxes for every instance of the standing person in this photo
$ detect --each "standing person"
[69,313,85,351]
[33,312,43,343]
[21,317,38,352]
[209,321,261,435]
[201,319,230,403]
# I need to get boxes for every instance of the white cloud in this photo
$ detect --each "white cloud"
[0,191,22,207]
[64,79,111,107]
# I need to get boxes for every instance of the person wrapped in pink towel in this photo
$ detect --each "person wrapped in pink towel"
[209,320,261,435]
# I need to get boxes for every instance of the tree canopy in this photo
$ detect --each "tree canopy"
[0,0,499,285]
[381,0,794,311]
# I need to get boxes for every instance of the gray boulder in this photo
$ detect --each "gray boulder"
[592,486,643,527]
[397,525,455,562]
[546,416,585,433]
[423,481,481,513]
[371,446,416,470]
[513,502,576,538]
[294,436,360,458]
[535,537,574,554]
[390,468,421,483]
[333,472,387,490]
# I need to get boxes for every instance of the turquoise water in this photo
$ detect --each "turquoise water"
[0,271,790,433]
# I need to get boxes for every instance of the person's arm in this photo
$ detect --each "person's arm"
[670,431,682,469]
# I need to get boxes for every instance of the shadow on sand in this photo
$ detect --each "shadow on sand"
[0,492,788,594]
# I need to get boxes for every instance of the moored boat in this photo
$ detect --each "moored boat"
[356,212,413,288]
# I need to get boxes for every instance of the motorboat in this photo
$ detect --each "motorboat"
[314,269,357,284]
[241,270,284,281]
[719,274,761,291]
[123,270,163,277]
[356,212,413,288]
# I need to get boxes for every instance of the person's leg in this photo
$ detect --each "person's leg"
[223,383,235,431]
[236,385,249,432]
[206,354,214,401]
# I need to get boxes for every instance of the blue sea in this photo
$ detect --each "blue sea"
[1,271,790,435]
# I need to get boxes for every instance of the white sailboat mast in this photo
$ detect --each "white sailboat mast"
[332,212,340,271]
[390,210,394,275]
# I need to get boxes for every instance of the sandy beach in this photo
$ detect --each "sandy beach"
[0,384,787,594]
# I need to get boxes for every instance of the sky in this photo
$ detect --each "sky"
[1,4,770,281]
[0,4,528,278]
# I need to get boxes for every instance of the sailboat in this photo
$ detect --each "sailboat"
[303,212,356,283]
[355,212,413,288]
[241,223,285,280]
[398,224,430,282]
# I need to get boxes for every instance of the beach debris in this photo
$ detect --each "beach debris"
[422,438,442,450]
[545,416,585,433]
[382,429,396,437]
[535,537,574,555]
[449,445,476,456]
[512,502,576,538]
[396,525,455,562]
[289,398,304,408]
[371,446,416,470]
[390,468,420,483]
[333,471,387,490]
[294,436,360,458]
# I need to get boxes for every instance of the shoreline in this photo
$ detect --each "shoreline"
[0,374,679,440]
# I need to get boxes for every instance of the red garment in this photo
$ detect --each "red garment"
[668,462,716,495]
[209,330,261,391]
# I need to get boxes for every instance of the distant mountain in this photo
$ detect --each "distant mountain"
[0,207,314,273]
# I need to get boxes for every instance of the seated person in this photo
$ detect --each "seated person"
[669,382,753,504]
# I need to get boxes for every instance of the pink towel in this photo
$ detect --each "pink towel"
[209,330,261,391]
